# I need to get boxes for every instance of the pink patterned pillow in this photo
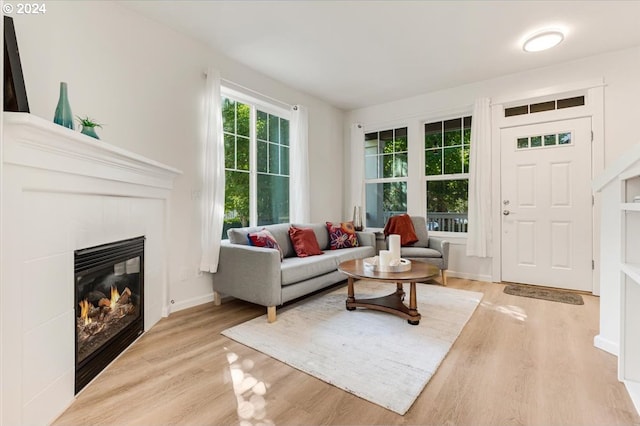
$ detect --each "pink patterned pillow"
[326,221,359,250]
[247,228,283,261]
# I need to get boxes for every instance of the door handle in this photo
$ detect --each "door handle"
[503,210,510,216]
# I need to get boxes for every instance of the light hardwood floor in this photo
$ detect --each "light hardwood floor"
[54,278,640,425]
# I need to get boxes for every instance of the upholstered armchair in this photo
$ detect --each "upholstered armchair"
[386,215,449,285]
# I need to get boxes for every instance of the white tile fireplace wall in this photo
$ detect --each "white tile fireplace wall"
[1,112,182,425]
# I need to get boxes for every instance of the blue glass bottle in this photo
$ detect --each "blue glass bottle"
[53,82,74,129]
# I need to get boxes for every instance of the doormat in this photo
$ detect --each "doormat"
[503,284,584,305]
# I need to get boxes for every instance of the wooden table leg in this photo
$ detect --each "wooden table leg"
[346,276,356,310]
[396,282,405,299]
[408,281,420,325]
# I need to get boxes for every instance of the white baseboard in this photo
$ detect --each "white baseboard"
[169,293,215,313]
[594,334,619,356]
[447,270,493,283]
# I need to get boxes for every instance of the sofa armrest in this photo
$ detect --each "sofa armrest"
[428,237,450,269]
[211,241,282,307]
[356,231,376,249]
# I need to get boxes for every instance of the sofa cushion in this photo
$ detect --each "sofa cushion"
[264,224,295,258]
[292,223,330,250]
[289,226,323,257]
[410,216,430,248]
[228,223,295,258]
[400,246,442,258]
[247,229,283,261]
[327,246,376,264]
[326,221,359,249]
[227,227,251,245]
[281,255,338,286]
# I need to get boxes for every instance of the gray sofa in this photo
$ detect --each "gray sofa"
[211,223,376,322]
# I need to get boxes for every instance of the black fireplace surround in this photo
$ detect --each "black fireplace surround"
[74,236,145,393]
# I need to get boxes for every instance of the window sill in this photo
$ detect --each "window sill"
[369,229,468,244]
[429,231,467,238]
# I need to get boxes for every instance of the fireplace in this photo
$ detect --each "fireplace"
[74,236,145,393]
[3,113,179,424]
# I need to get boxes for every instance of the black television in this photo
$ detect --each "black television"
[4,15,29,112]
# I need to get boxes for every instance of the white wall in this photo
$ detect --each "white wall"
[345,46,640,281]
[7,0,344,312]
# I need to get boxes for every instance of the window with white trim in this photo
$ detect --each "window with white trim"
[364,127,408,228]
[222,92,290,236]
[424,116,471,233]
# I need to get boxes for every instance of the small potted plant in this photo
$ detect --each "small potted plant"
[76,116,103,140]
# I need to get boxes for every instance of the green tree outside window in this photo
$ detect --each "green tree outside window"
[222,96,290,236]
[424,116,471,232]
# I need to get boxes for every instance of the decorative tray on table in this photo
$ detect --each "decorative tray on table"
[363,256,412,272]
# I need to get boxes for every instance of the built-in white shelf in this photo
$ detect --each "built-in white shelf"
[622,203,640,211]
[593,143,640,416]
[619,153,640,417]
[622,263,640,284]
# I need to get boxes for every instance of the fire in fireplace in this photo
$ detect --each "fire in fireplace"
[74,236,145,393]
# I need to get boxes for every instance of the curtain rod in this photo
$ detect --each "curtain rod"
[220,77,293,110]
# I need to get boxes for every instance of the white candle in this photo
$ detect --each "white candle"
[379,250,391,267]
[388,234,401,262]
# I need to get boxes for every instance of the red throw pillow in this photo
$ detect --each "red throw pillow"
[288,226,323,257]
[247,228,283,261]
[326,221,359,250]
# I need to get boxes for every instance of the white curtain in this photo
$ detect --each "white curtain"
[290,105,310,223]
[200,69,226,273]
[350,123,365,216]
[466,98,493,258]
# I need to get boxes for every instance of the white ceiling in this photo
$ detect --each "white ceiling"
[121,1,640,110]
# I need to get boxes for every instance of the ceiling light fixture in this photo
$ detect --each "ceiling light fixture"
[523,29,565,52]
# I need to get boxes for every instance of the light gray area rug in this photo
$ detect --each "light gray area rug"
[222,281,483,415]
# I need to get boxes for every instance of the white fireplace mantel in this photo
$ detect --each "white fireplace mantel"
[1,112,182,425]
[3,112,181,191]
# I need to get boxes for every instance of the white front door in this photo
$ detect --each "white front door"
[501,117,592,291]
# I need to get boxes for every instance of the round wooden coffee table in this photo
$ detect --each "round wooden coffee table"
[337,258,439,325]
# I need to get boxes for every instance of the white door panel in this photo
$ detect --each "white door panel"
[501,118,592,291]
